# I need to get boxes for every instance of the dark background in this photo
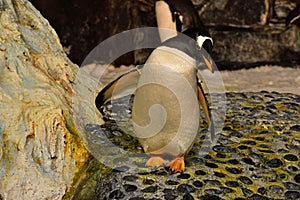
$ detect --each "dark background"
[29,0,300,70]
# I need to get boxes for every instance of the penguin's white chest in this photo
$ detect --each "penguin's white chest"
[132,47,200,156]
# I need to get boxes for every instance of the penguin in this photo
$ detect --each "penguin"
[286,5,300,27]
[95,0,214,172]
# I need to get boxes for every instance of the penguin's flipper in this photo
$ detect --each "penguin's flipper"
[95,65,143,109]
[196,80,211,125]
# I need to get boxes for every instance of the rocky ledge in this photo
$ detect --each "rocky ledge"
[72,91,300,200]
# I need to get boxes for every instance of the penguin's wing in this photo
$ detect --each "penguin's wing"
[95,65,143,109]
[196,79,211,125]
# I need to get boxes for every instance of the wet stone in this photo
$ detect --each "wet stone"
[285,191,300,199]
[269,185,284,194]
[238,176,253,185]
[230,131,243,138]
[242,158,255,165]
[220,187,234,193]
[237,145,249,150]
[279,173,287,179]
[242,188,253,196]
[287,166,298,172]
[91,92,300,199]
[141,186,157,193]
[257,187,267,195]
[214,172,226,178]
[266,158,283,168]
[213,145,236,153]
[290,125,300,132]
[242,140,256,145]
[183,193,194,200]
[225,181,239,188]
[283,182,300,190]
[166,180,179,185]
[177,173,191,179]
[228,159,239,165]
[198,194,222,200]
[205,162,219,168]
[129,197,146,200]
[283,154,298,161]
[109,190,125,199]
[124,184,138,192]
[226,167,242,174]
[143,179,155,185]
[195,170,206,176]
[249,194,270,200]
[216,153,226,158]
[258,149,275,154]
[177,184,195,193]
[294,174,300,183]
[112,166,130,172]
[164,194,177,200]
[192,181,203,188]
[204,189,222,195]
[258,144,269,148]
[204,179,221,186]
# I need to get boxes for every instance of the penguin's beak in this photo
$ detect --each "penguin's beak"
[196,36,214,73]
[201,53,214,73]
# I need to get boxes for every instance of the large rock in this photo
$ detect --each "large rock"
[196,0,269,27]
[211,26,300,68]
[0,0,103,199]
[28,0,300,69]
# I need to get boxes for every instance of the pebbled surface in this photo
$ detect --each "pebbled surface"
[83,91,300,200]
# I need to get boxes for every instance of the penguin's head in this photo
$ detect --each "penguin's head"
[183,28,213,55]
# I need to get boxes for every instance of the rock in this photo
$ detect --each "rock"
[198,0,269,26]
[210,26,300,68]
[29,0,157,66]
[274,0,297,19]
[73,92,300,199]
[29,0,300,68]
[0,0,103,199]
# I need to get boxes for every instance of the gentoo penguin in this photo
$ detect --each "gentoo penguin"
[95,0,214,172]
[286,5,300,27]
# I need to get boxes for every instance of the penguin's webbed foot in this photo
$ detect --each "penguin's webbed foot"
[146,156,167,167]
[169,155,185,172]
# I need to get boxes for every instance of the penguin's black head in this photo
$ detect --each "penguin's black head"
[183,28,213,55]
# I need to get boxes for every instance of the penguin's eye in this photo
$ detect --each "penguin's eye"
[174,11,182,16]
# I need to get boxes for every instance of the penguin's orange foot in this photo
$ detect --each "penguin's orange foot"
[169,156,185,172]
[146,156,166,167]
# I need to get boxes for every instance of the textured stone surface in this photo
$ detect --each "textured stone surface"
[29,0,300,69]
[210,26,300,67]
[196,0,269,26]
[0,0,103,199]
[75,91,300,199]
